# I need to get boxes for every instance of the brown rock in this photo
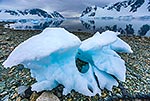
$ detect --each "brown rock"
[36,92,60,101]
[30,92,39,101]
[16,97,21,101]
[12,93,18,99]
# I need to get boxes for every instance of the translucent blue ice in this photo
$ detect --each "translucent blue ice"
[3,28,132,96]
[78,31,132,82]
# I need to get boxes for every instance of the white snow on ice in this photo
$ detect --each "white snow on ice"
[3,28,133,96]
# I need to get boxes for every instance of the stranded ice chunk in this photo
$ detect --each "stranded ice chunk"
[3,29,132,96]
[3,28,100,96]
[77,30,133,84]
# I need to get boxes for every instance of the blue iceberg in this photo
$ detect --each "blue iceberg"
[3,28,132,96]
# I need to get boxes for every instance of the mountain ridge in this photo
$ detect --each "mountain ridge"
[81,0,150,19]
[0,8,64,22]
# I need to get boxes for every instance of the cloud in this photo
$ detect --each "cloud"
[0,0,124,17]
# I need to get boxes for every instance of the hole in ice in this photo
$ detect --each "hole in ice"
[76,58,89,73]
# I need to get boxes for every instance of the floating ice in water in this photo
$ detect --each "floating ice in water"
[3,28,132,96]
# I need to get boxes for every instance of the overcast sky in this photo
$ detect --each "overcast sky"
[0,0,124,17]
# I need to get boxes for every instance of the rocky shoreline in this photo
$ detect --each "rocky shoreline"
[0,25,150,100]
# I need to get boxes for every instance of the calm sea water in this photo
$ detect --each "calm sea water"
[4,18,150,37]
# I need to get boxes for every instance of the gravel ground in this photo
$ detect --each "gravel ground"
[0,24,150,101]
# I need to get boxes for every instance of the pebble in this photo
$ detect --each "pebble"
[0,91,8,96]
[36,92,60,101]
[101,91,107,98]
[116,93,122,98]
[2,31,7,34]
[30,92,39,101]
[12,93,18,99]
[1,95,9,101]
[21,98,29,101]
[0,82,5,92]
[8,67,16,74]
[6,37,11,41]
[16,97,21,101]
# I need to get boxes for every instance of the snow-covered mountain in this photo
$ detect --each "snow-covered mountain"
[0,8,64,22]
[81,0,150,19]
[51,11,64,18]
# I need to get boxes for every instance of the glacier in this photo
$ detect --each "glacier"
[3,28,133,96]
